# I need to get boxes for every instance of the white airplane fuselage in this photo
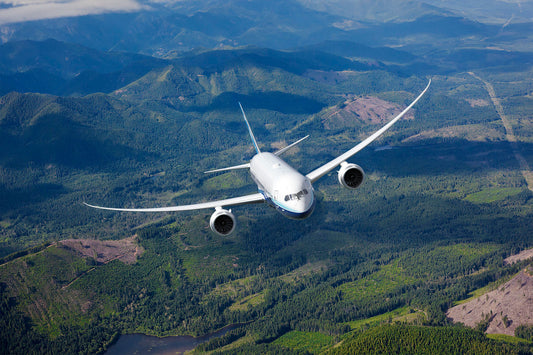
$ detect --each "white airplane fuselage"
[250,152,315,219]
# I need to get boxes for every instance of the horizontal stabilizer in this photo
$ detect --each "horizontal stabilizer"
[204,163,251,174]
[275,135,309,156]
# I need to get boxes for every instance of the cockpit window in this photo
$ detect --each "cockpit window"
[284,189,309,202]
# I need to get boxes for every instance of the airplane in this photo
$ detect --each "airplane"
[85,79,431,235]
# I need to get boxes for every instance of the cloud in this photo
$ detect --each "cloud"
[0,0,147,25]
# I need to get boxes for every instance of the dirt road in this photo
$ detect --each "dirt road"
[469,72,533,192]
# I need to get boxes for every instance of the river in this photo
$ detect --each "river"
[105,324,240,355]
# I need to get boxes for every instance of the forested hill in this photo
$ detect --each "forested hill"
[0,39,165,96]
[329,324,530,354]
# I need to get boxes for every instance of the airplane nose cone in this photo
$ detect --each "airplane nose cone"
[289,195,315,220]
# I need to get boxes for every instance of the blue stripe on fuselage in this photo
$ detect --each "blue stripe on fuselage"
[261,192,315,220]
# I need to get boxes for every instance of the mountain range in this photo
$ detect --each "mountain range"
[1,0,532,56]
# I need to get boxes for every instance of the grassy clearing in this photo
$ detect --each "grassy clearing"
[464,187,523,203]
[228,291,266,311]
[181,251,240,281]
[203,275,261,310]
[209,276,258,298]
[203,172,245,191]
[453,282,496,306]
[438,243,500,263]
[345,306,426,331]
[453,270,520,306]
[272,330,333,354]
[487,333,532,344]
[211,334,256,353]
[279,261,328,283]
[337,262,418,301]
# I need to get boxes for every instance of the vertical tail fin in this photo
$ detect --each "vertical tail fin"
[239,102,261,154]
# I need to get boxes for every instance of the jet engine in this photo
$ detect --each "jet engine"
[210,208,236,236]
[338,162,365,189]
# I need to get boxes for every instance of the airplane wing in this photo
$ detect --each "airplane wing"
[84,192,265,212]
[306,79,431,183]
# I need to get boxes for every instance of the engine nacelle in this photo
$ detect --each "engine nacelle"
[209,208,236,236]
[338,162,365,189]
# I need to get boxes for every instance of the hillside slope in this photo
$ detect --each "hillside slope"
[447,267,533,336]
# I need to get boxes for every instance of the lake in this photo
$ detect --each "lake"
[106,324,240,355]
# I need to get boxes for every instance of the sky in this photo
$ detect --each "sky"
[0,0,150,25]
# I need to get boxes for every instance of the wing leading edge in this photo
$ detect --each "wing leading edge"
[306,79,431,183]
[84,193,265,212]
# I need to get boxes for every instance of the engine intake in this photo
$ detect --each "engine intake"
[210,208,236,236]
[338,162,365,189]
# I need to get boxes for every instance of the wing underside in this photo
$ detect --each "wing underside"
[306,79,431,183]
[84,192,265,212]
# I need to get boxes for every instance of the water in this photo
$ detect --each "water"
[106,324,240,355]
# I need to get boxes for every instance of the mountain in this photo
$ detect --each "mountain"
[0,0,463,56]
[0,39,153,77]
[0,92,155,169]
[344,14,497,49]
[422,0,533,24]
[298,0,533,24]
[297,0,450,22]
[0,42,415,109]
[0,0,349,54]
[0,39,166,96]
[0,0,521,59]
[299,40,417,63]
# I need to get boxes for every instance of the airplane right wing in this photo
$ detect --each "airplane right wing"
[306,79,431,183]
[84,192,265,213]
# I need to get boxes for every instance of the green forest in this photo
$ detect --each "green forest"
[1,24,533,354]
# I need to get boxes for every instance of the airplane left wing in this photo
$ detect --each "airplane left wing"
[306,79,431,183]
[84,192,265,212]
